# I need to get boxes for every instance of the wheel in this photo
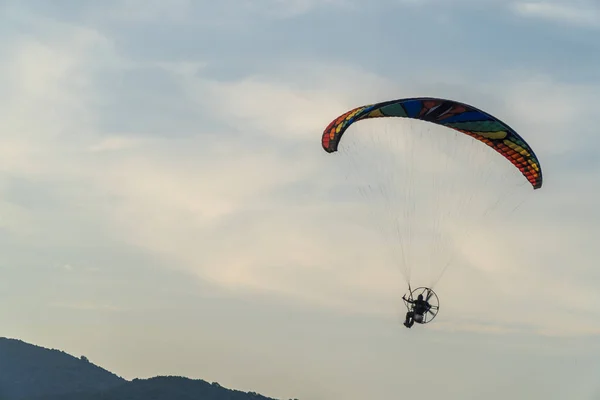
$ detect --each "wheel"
[402,287,440,324]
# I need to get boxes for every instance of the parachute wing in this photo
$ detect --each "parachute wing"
[321,97,542,189]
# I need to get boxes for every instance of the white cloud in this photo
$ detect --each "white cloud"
[48,302,126,312]
[511,1,600,27]
[88,137,144,152]
[178,63,393,140]
[238,0,353,18]
[103,0,194,22]
[94,0,352,23]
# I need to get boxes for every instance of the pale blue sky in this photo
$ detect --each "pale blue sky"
[1,1,600,399]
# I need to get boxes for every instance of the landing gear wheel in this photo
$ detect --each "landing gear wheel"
[402,287,440,324]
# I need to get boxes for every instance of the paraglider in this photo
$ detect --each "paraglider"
[321,97,542,327]
[322,97,542,189]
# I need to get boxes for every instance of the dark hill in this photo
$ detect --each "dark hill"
[0,337,124,400]
[0,337,294,400]
[33,376,279,400]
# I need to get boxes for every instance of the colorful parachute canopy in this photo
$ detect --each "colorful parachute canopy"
[322,97,543,189]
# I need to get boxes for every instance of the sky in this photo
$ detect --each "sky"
[1,0,600,399]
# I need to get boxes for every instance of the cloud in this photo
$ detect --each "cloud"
[92,0,352,24]
[511,1,600,27]
[175,61,393,139]
[48,302,126,312]
[88,137,144,152]
[1,4,599,339]
[102,0,194,22]
[236,0,354,18]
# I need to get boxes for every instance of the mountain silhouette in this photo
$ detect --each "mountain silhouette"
[0,337,295,400]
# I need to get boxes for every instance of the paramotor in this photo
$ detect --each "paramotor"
[322,97,543,325]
